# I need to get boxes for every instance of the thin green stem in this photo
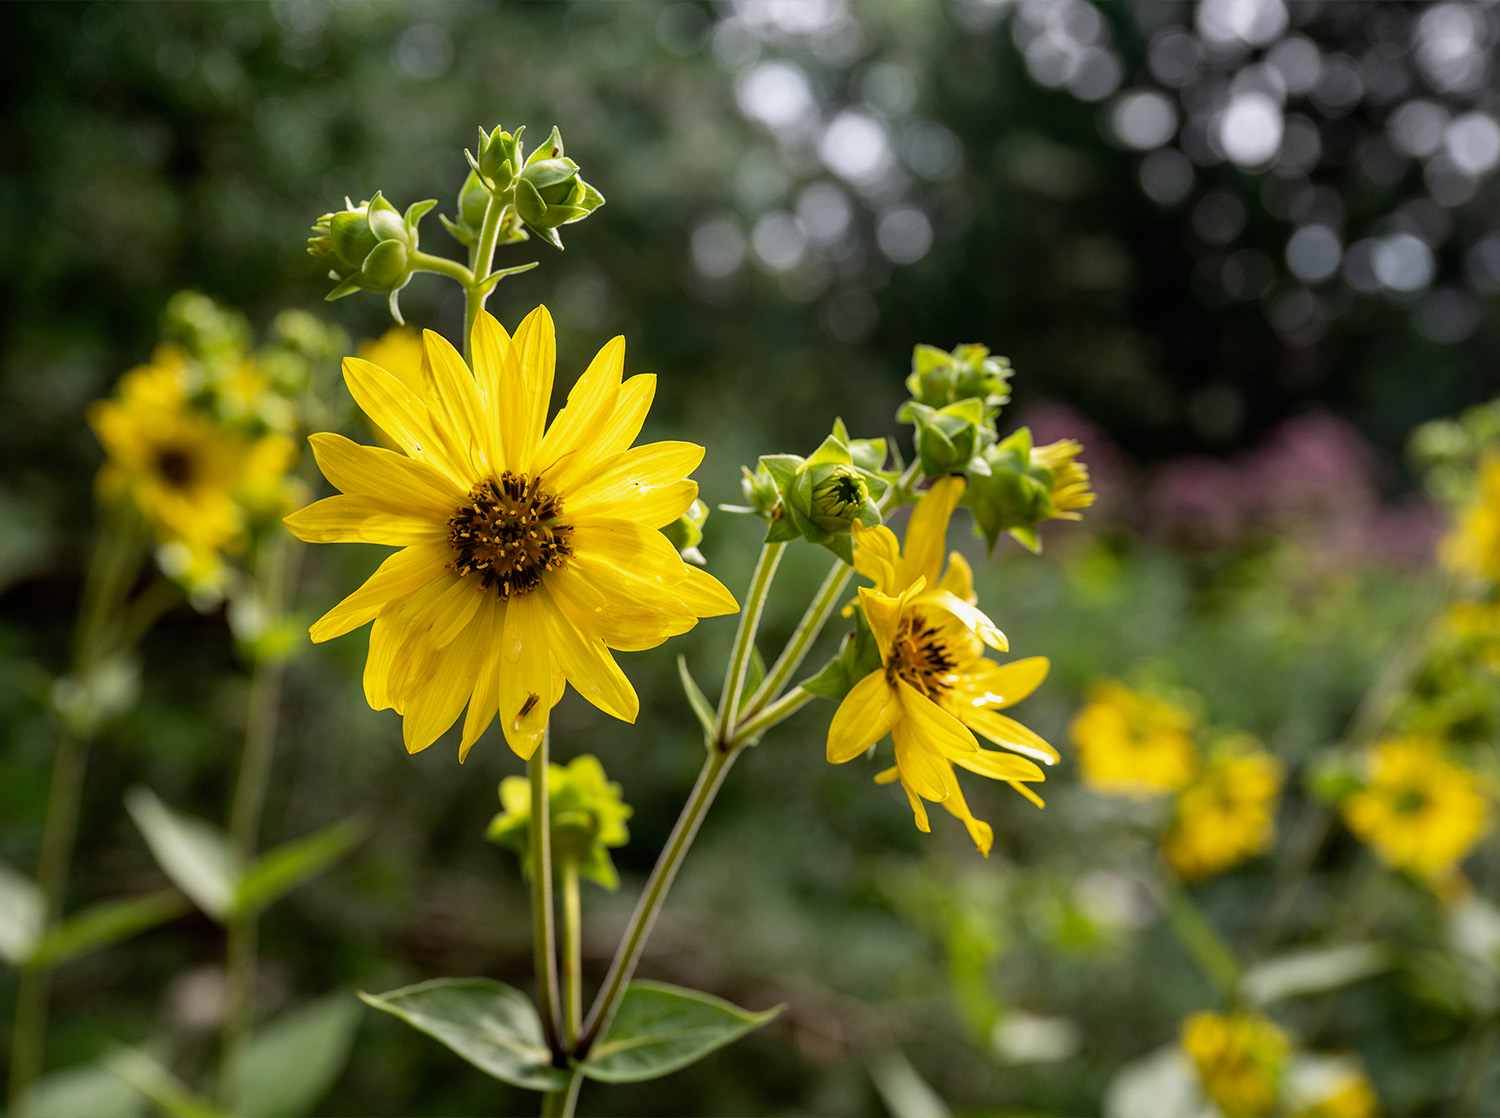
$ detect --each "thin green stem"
[463,198,510,361]
[408,250,474,288]
[1155,872,1240,1002]
[530,730,564,1054]
[734,686,814,745]
[714,542,785,747]
[561,860,582,1048]
[1450,1006,1500,1118]
[540,1071,583,1118]
[577,745,736,1054]
[742,559,851,718]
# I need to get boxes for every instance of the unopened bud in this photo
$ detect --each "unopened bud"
[905,342,1013,412]
[808,463,872,534]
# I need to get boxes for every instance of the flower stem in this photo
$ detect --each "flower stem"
[463,198,510,361]
[735,686,814,744]
[561,859,582,1048]
[576,744,736,1054]
[540,1071,583,1117]
[1450,1006,1500,1118]
[408,251,474,289]
[530,729,564,1054]
[714,542,784,748]
[741,559,850,719]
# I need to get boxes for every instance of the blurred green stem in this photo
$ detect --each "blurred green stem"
[1157,874,1240,1001]
[531,728,564,1053]
[561,859,582,1047]
[715,542,784,746]
[742,559,851,718]
[1450,1006,1500,1117]
[541,1071,583,1117]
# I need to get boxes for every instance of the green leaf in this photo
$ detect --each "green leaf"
[15,1060,148,1118]
[29,889,189,969]
[103,1047,220,1118]
[237,994,362,1118]
[581,980,783,1084]
[358,978,569,1091]
[677,655,716,740]
[0,860,44,965]
[234,816,363,918]
[1241,942,1391,1006]
[125,788,239,922]
[867,1048,951,1118]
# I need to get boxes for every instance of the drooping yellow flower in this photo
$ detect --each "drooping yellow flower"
[1442,453,1500,581]
[1163,741,1283,882]
[1181,1010,1290,1118]
[1341,735,1491,882]
[285,306,737,760]
[1069,680,1197,799]
[89,346,298,565]
[1032,437,1095,520]
[826,476,1054,855]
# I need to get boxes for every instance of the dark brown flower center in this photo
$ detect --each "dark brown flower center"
[886,609,957,699]
[153,445,196,489]
[448,471,572,598]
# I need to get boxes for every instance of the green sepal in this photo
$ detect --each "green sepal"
[358,979,570,1092]
[580,980,783,1084]
[904,398,990,479]
[962,426,1055,552]
[678,655,716,742]
[800,610,881,702]
[1007,525,1041,553]
[476,261,540,297]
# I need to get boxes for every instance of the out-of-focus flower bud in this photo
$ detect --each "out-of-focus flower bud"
[739,463,782,519]
[440,170,495,248]
[487,755,633,889]
[904,343,1013,413]
[162,291,252,365]
[308,192,436,318]
[663,498,710,565]
[756,421,888,563]
[963,427,1095,552]
[903,398,991,478]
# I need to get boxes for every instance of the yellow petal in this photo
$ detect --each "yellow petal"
[566,440,705,520]
[570,520,737,616]
[402,606,486,754]
[546,374,656,494]
[507,305,557,475]
[874,766,901,785]
[364,578,449,712]
[1009,781,1045,808]
[459,597,502,761]
[937,550,975,604]
[940,777,994,856]
[896,676,978,759]
[960,657,1050,710]
[965,706,1061,765]
[827,669,899,763]
[420,576,487,649]
[470,310,513,469]
[954,747,1045,783]
[284,495,446,545]
[671,564,741,617]
[420,329,492,476]
[540,587,640,723]
[852,524,900,595]
[535,335,624,479]
[546,561,698,651]
[386,574,467,710]
[341,357,468,485]
[899,475,965,591]
[856,585,904,659]
[897,775,932,833]
[498,591,553,759]
[307,432,461,518]
[892,720,952,801]
[309,542,449,642]
[920,588,1007,651]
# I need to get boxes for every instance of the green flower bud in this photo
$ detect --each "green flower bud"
[808,463,872,534]
[904,342,1013,413]
[475,125,524,195]
[307,191,436,307]
[514,127,604,248]
[662,498,710,564]
[963,427,1095,552]
[486,755,632,890]
[756,420,888,563]
[740,463,782,518]
[161,291,252,364]
[904,398,991,478]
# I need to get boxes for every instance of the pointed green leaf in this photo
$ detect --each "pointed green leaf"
[15,1060,148,1118]
[103,1048,219,1118]
[800,654,852,702]
[237,994,362,1117]
[581,980,783,1084]
[0,860,44,965]
[125,789,239,922]
[234,817,363,919]
[1241,943,1391,1006]
[677,655,716,740]
[30,890,189,969]
[359,978,569,1091]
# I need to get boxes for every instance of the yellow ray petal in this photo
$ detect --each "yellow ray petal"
[402,605,487,754]
[892,720,953,801]
[827,669,900,763]
[671,564,741,617]
[1009,781,1045,808]
[309,542,450,642]
[899,475,965,591]
[566,440,705,518]
[507,305,557,476]
[852,524,901,595]
[545,561,698,651]
[421,329,493,476]
[341,356,469,485]
[937,550,975,603]
[954,747,1045,783]
[498,591,553,759]
[919,588,1007,651]
[959,657,1050,710]
[540,587,640,723]
[535,335,625,479]
[420,575,487,649]
[284,495,447,546]
[570,520,737,615]
[940,777,994,856]
[965,706,1061,765]
[897,775,932,833]
[459,597,502,761]
[875,766,901,785]
[546,374,656,494]
[386,573,467,711]
[857,585,906,658]
[469,310,513,469]
[364,578,448,712]
[307,432,461,518]
[896,676,978,759]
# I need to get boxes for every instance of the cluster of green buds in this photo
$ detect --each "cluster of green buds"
[736,420,890,563]
[487,755,632,889]
[965,429,1094,552]
[461,125,604,250]
[308,192,437,321]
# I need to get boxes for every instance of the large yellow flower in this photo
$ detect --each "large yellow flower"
[825,476,1054,855]
[1163,742,1283,882]
[285,306,737,760]
[1069,680,1197,799]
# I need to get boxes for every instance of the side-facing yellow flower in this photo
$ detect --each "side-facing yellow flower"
[825,476,1054,855]
[1032,437,1095,520]
[1163,741,1283,882]
[1442,452,1500,581]
[285,306,737,760]
[1069,680,1197,799]
[1181,1010,1290,1118]
[1341,735,1491,882]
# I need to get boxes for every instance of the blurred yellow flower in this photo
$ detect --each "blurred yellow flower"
[1033,437,1095,520]
[827,476,1053,855]
[286,306,737,760]
[1069,680,1197,799]
[1164,742,1283,882]
[1341,735,1491,882]
[1442,452,1500,581]
[1181,1010,1290,1118]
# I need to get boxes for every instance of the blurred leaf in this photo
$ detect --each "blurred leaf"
[29,890,188,969]
[103,1047,220,1118]
[581,980,783,1084]
[15,1060,148,1118]
[0,860,44,965]
[1241,942,1391,1005]
[867,1048,951,1118]
[234,816,363,918]
[1161,884,1239,999]
[677,655,716,740]
[125,788,239,922]
[237,994,362,1118]
[358,978,569,1091]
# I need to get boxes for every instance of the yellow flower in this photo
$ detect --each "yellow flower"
[285,306,737,761]
[1032,437,1095,520]
[1341,735,1491,882]
[1163,741,1283,882]
[1443,453,1500,581]
[88,346,296,561]
[1181,1010,1290,1118]
[826,476,1054,855]
[1069,681,1197,799]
